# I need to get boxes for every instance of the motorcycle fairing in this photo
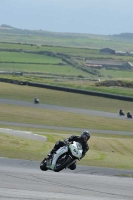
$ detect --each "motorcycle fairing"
[69,141,83,159]
[47,146,68,170]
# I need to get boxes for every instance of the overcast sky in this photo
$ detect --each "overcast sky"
[0,0,133,35]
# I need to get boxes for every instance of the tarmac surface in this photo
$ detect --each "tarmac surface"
[0,157,133,200]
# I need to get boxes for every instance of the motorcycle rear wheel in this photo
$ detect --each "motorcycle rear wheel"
[54,156,72,172]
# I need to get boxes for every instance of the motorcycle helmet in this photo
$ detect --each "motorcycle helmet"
[81,130,90,142]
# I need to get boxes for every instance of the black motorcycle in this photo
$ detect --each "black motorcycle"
[119,109,125,116]
[34,98,39,104]
[127,113,132,119]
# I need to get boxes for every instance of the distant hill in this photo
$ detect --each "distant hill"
[0,24,133,51]
[0,24,14,29]
[1,24,133,40]
[113,33,133,40]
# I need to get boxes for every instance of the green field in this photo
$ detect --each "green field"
[1,28,133,51]
[0,42,133,94]
[100,69,133,78]
[1,42,133,62]
[1,42,133,90]
[0,63,89,76]
[0,51,62,63]
[0,42,100,57]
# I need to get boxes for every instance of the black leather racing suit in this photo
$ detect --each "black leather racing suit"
[49,135,89,170]
[66,135,89,158]
[51,135,89,158]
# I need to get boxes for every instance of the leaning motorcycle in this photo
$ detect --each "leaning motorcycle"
[34,98,39,104]
[40,141,83,172]
[119,110,125,116]
[127,114,132,118]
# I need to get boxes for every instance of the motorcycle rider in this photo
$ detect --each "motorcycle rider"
[119,109,124,116]
[34,97,39,103]
[47,130,91,170]
[127,111,132,118]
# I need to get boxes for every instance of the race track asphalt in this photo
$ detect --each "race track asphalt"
[0,157,133,200]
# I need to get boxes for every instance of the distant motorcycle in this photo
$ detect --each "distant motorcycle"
[34,98,39,104]
[40,141,83,172]
[127,112,132,119]
[119,109,125,116]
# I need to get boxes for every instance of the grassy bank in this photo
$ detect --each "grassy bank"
[0,103,133,131]
[0,131,133,170]
[1,75,133,97]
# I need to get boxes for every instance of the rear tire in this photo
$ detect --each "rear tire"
[54,156,72,172]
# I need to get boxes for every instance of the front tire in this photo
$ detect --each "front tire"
[40,159,48,171]
[54,156,72,172]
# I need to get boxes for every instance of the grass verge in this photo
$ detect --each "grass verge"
[0,103,133,131]
[118,174,133,177]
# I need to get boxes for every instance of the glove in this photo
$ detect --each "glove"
[64,139,69,145]
[80,153,85,159]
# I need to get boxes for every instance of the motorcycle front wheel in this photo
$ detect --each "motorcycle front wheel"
[40,159,48,171]
[54,155,72,172]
